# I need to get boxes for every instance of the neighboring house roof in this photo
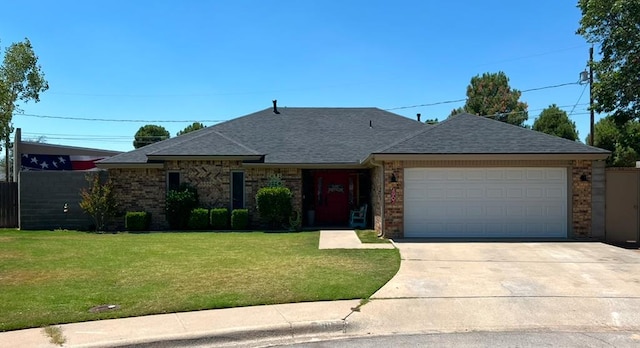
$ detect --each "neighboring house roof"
[98,108,610,168]
[378,113,610,156]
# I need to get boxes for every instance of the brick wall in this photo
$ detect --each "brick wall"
[382,161,404,239]
[109,161,303,230]
[572,160,592,238]
[109,168,166,230]
[371,165,383,235]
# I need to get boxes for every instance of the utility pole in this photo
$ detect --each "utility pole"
[589,46,594,146]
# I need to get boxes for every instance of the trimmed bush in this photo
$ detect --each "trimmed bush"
[125,211,151,231]
[188,208,209,230]
[166,183,199,229]
[210,208,229,230]
[231,209,249,230]
[255,187,292,228]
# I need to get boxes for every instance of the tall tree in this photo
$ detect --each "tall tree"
[532,104,579,141]
[133,124,170,149]
[588,115,640,167]
[577,0,640,124]
[177,122,205,136]
[463,71,528,126]
[0,38,49,181]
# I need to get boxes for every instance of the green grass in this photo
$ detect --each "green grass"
[0,230,399,331]
[356,230,391,244]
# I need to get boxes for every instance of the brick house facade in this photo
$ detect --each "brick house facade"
[98,108,609,239]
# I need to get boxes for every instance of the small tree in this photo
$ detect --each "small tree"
[532,104,578,141]
[79,173,119,232]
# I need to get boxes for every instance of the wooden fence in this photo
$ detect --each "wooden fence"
[0,182,18,228]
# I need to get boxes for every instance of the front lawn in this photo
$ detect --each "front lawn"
[0,230,399,331]
[356,230,391,243]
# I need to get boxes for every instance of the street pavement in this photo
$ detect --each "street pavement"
[1,232,640,347]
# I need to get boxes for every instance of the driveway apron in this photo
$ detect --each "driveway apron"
[347,242,640,335]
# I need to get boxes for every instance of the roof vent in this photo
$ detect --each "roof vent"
[417,113,421,122]
[369,120,372,128]
[272,100,280,114]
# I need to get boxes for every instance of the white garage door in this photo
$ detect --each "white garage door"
[404,168,568,238]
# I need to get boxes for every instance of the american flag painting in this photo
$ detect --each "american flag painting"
[21,154,105,171]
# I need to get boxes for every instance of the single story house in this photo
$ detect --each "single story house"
[97,102,610,239]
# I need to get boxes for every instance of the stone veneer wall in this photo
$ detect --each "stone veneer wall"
[379,159,595,239]
[110,161,303,230]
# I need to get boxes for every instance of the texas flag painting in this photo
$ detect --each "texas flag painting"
[21,154,105,171]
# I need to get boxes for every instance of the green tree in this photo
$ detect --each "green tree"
[177,122,205,136]
[133,124,170,149]
[79,173,119,232]
[0,38,49,181]
[532,104,579,141]
[448,107,466,118]
[577,0,640,124]
[588,115,640,167]
[462,71,528,126]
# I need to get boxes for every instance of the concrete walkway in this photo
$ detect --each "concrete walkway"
[318,230,395,249]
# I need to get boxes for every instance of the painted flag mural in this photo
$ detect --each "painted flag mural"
[21,154,106,171]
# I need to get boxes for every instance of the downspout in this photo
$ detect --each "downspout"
[368,156,385,238]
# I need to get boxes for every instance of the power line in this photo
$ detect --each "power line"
[568,84,588,117]
[13,113,224,123]
[384,81,580,111]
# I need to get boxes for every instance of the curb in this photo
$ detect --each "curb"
[73,319,347,348]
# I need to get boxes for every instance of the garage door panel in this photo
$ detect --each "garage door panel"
[404,168,567,238]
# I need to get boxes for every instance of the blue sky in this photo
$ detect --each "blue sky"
[2,0,595,152]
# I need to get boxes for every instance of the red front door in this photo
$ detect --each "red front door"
[313,171,350,226]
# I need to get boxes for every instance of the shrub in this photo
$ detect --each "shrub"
[79,173,119,232]
[255,187,292,228]
[125,211,151,231]
[188,208,209,230]
[231,209,249,230]
[210,208,229,230]
[166,183,199,229]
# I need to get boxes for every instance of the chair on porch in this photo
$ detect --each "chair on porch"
[349,204,368,229]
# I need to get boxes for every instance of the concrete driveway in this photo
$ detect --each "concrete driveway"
[348,242,640,335]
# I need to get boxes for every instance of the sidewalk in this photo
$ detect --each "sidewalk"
[0,300,357,348]
[0,230,391,348]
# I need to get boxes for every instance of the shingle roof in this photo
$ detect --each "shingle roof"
[99,107,426,164]
[379,113,611,155]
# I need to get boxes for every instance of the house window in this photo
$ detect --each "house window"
[231,171,245,209]
[167,172,180,191]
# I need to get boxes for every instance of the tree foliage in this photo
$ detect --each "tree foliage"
[0,38,48,181]
[589,115,640,167]
[79,174,119,232]
[577,0,640,124]
[532,104,579,141]
[133,124,170,149]
[461,71,528,126]
[177,122,205,136]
